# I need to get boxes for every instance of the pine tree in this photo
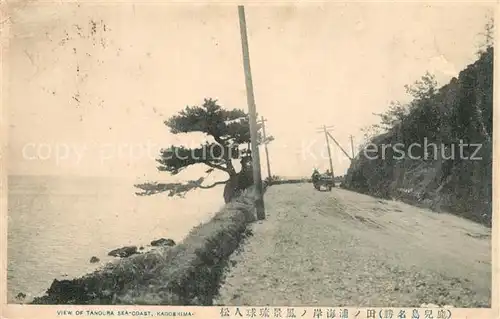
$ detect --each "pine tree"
[135,98,273,203]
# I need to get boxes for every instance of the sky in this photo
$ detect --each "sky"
[6,1,495,181]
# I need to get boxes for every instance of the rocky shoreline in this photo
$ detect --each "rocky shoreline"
[15,237,176,304]
[29,187,262,305]
[23,179,312,305]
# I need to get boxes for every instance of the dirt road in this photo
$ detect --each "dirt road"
[214,184,491,307]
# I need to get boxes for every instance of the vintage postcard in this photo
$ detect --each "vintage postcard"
[0,1,498,319]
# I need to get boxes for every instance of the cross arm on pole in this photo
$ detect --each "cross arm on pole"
[316,125,335,133]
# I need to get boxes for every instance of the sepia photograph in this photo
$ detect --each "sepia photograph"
[2,0,495,314]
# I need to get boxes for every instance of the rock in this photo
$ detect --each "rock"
[139,246,144,250]
[32,277,115,304]
[16,292,26,300]
[150,238,176,247]
[89,256,100,263]
[107,246,138,258]
[47,279,86,298]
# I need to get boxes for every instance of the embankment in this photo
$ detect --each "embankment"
[31,186,263,305]
[342,48,493,227]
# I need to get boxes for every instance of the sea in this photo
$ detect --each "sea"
[6,174,224,303]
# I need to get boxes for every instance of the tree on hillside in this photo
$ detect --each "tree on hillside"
[404,71,438,101]
[358,72,440,158]
[371,101,408,132]
[359,124,382,151]
[378,72,438,138]
[403,72,442,145]
[476,13,494,56]
[135,98,274,203]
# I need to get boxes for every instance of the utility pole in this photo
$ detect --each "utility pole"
[349,135,355,159]
[260,116,272,179]
[326,131,352,161]
[238,5,265,220]
[316,125,335,183]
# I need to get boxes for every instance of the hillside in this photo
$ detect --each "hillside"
[342,48,493,227]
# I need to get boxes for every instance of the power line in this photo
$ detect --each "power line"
[326,131,352,161]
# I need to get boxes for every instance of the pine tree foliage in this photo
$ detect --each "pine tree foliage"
[136,98,274,201]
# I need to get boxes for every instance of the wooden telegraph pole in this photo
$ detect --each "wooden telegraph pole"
[260,116,272,179]
[317,125,335,183]
[349,135,355,159]
[323,125,335,182]
[238,5,265,220]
